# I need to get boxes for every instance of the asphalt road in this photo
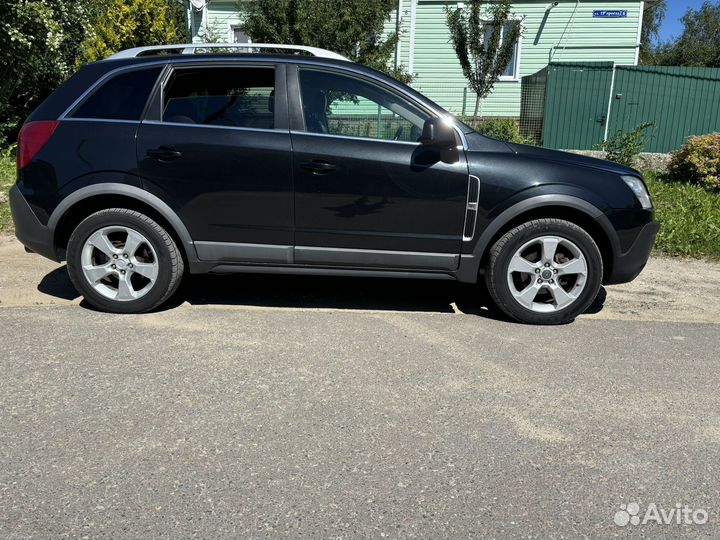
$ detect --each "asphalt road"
[1,269,719,540]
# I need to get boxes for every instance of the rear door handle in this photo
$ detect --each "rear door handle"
[300,160,337,175]
[147,146,182,161]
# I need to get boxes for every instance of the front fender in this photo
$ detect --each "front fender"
[455,193,619,283]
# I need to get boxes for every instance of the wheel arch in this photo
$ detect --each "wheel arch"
[49,184,198,264]
[458,195,619,284]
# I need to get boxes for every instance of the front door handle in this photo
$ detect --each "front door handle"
[147,146,183,161]
[300,160,337,175]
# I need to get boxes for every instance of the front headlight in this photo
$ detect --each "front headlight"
[621,175,653,210]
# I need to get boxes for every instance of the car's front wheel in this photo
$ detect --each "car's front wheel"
[485,218,603,325]
[66,209,184,313]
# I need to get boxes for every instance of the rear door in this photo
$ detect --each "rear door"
[137,62,294,265]
[288,66,469,271]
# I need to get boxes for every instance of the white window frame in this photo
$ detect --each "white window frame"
[229,25,252,44]
[481,18,523,82]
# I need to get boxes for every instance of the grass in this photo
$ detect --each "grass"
[644,171,720,260]
[1,154,719,260]
[0,154,15,234]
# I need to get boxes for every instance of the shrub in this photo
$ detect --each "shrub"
[668,132,720,191]
[474,118,526,144]
[595,122,654,168]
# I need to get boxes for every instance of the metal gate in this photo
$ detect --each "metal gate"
[539,62,720,152]
[542,62,614,150]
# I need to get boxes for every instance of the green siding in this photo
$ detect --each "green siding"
[400,0,641,117]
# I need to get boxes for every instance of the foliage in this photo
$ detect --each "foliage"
[79,0,186,63]
[639,0,666,64]
[0,0,93,146]
[446,0,522,118]
[238,0,411,83]
[1,155,16,233]
[652,1,720,67]
[645,171,720,259]
[668,132,720,191]
[595,122,654,168]
[473,117,526,143]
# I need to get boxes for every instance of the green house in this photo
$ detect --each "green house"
[184,0,644,118]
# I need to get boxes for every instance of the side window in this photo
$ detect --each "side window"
[162,67,275,129]
[72,67,162,120]
[298,69,430,142]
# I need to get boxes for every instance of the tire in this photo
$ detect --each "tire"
[66,209,184,314]
[485,218,603,325]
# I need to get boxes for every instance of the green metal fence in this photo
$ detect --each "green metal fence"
[539,62,720,153]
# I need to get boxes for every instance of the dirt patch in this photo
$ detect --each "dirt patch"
[1,235,718,323]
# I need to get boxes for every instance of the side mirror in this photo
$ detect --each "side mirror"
[419,117,457,149]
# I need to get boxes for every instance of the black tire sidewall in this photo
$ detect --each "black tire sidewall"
[487,220,603,325]
[67,211,176,314]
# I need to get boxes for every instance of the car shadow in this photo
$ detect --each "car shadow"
[38,265,607,321]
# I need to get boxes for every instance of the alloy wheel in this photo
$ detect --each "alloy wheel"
[80,225,159,302]
[506,235,588,313]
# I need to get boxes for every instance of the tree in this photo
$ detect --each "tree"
[639,0,666,64]
[446,0,522,118]
[0,0,93,146]
[79,0,186,64]
[238,0,410,82]
[654,1,720,67]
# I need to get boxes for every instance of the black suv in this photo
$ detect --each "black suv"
[10,44,658,324]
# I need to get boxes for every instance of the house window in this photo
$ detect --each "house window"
[482,22,521,81]
[231,26,252,44]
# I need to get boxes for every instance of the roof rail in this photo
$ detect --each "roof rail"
[106,43,350,61]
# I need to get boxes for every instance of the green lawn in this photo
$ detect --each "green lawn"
[1,155,719,260]
[0,155,15,234]
[645,171,720,260]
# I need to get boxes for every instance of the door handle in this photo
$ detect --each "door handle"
[147,146,182,161]
[300,160,337,175]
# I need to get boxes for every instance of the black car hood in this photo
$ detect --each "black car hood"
[502,142,639,176]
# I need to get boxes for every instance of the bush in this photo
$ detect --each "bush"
[668,132,720,191]
[0,0,93,146]
[474,118,526,144]
[595,122,653,168]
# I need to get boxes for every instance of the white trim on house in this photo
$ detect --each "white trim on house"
[635,1,644,65]
[395,0,404,70]
[408,0,417,73]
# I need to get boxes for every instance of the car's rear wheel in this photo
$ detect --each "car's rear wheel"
[485,218,603,325]
[66,209,184,313]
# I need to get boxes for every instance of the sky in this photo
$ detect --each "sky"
[656,0,708,43]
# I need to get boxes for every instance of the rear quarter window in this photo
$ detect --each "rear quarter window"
[71,67,163,121]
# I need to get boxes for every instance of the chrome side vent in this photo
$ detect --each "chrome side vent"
[462,175,481,241]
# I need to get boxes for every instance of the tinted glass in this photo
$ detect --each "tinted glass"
[72,67,162,120]
[163,67,275,129]
[298,69,430,142]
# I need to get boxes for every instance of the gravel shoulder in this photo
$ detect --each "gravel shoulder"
[1,235,719,324]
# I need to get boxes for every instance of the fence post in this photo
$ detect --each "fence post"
[377,104,382,139]
[462,88,467,118]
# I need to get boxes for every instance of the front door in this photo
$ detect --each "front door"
[290,67,469,271]
[137,63,294,264]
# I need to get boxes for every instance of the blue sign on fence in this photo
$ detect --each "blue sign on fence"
[593,9,628,18]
